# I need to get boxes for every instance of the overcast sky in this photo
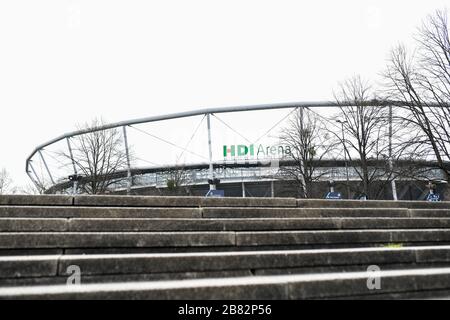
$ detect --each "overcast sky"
[0,0,448,188]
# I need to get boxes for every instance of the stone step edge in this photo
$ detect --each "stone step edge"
[2,245,450,279]
[4,229,450,250]
[2,267,450,299]
[1,195,450,209]
[4,217,450,232]
[2,207,450,218]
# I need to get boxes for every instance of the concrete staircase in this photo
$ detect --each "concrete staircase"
[1,195,450,299]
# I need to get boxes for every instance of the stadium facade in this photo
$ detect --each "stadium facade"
[26,101,449,200]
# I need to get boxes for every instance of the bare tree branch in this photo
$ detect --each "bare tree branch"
[279,108,336,198]
[58,118,130,194]
[384,9,450,181]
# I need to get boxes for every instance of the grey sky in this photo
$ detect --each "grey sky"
[0,0,448,187]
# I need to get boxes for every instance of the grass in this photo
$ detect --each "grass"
[381,243,404,248]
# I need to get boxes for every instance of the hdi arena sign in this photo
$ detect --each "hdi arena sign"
[223,144,292,158]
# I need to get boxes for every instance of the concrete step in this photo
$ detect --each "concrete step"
[0,195,73,206]
[5,262,450,288]
[1,245,448,279]
[0,218,67,232]
[204,207,450,218]
[2,267,450,299]
[3,217,450,232]
[0,206,202,218]
[297,199,450,209]
[69,196,450,209]
[236,229,450,246]
[2,195,449,209]
[74,195,299,208]
[209,208,450,218]
[0,270,254,287]
[1,230,450,250]
[0,195,297,208]
[0,232,236,249]
[3,206,450,219]
[330,289,450,300]
[59,217,450,232]
[202,207,413,218]
[1,194,450,299]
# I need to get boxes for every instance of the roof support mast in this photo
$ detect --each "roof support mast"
[206,113,215,191]
[123,126,132,195]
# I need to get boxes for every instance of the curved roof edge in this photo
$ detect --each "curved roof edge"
[25,99,445,174]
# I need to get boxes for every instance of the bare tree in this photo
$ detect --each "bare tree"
[166,168,189,190]
[279,108,335,198]
[384,9,450,180]
[28,172,51,194]
[0,171,47,195]
[60,119,130,194]
[333,76,393,199]
[0,168,13,194]
[163,161,196,196]
[13,182,47,195]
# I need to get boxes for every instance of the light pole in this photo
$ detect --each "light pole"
[388,105,398,200]
[336,120,350,199]
[206,113,215,191]
[299,107,307,198]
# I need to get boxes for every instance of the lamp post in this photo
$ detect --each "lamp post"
[388,105,398,200]
[336,120,350,199]
[206,113,215,191]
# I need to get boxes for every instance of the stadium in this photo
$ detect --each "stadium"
[26,101,449,200]
[4,2,450,302]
